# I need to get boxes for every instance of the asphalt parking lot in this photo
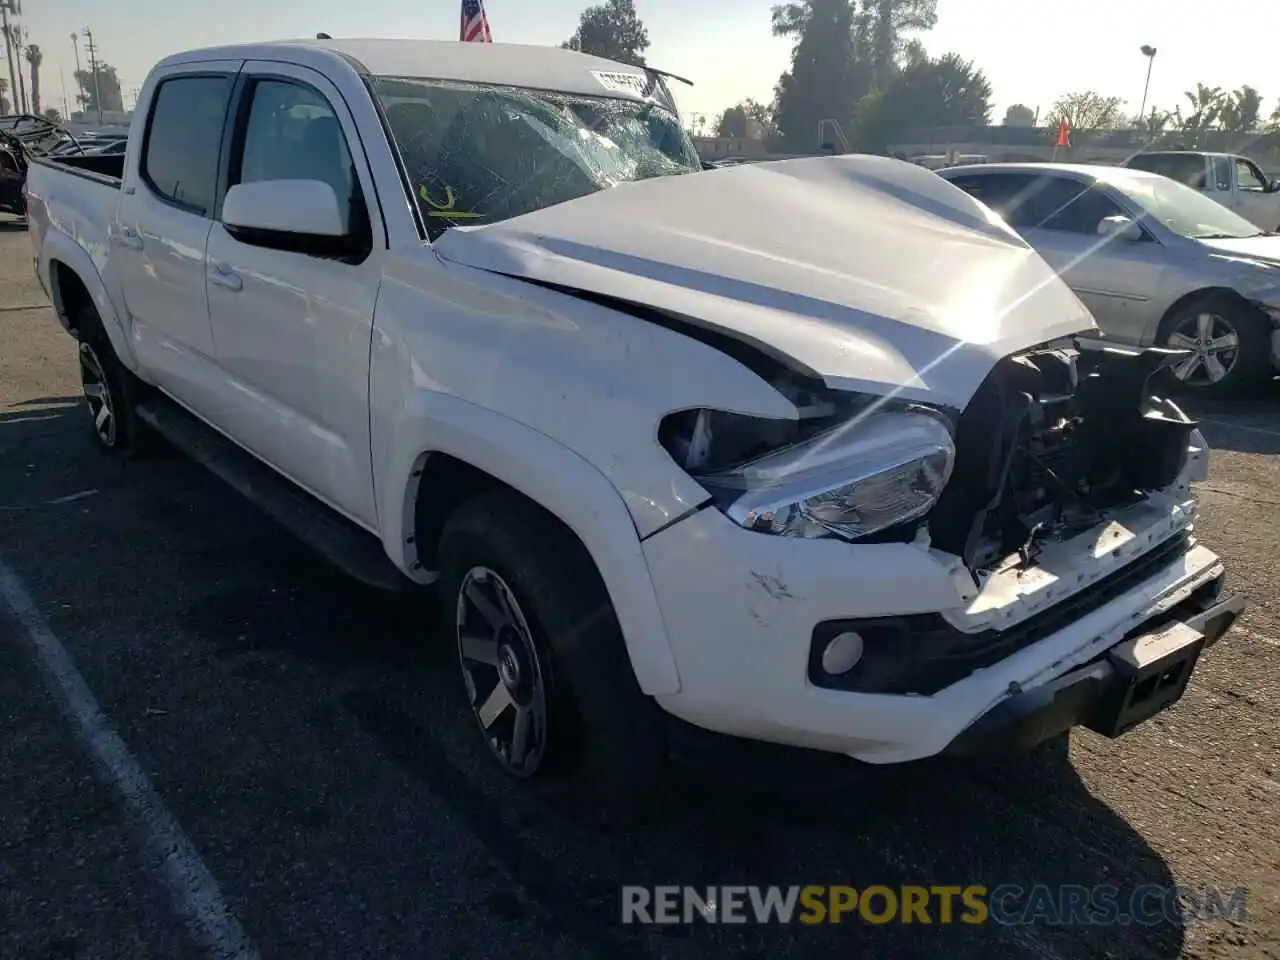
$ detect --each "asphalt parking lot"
[1,220,1277,960]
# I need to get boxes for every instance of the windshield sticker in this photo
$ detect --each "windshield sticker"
[591,70,665,103]
[418,183,485,220]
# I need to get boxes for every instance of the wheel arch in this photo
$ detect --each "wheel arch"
[1155,286,1258,341]
[42,234,135,368]
[377,395,683,696]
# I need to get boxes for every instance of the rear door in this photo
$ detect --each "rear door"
[113,62,240,407]
[202,61,385,528]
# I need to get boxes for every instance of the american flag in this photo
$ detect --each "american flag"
[460,0,492,42]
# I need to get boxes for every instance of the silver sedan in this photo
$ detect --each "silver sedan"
[939,162,1280,395]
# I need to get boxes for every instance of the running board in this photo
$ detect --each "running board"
[136,396,413,592]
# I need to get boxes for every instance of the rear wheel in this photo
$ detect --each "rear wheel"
[1160,293,1272,397]
[438,490,669,817]
[74,305,155,454]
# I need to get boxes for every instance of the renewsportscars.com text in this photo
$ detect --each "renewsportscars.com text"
[621,884,1247,926]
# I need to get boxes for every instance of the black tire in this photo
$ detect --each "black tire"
[438,490,669,818]
[1158,292,1273,398]
[74,304,155,454]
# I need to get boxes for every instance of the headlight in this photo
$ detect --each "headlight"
[694,410,955,541]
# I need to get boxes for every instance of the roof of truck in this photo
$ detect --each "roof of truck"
[157,39,677,103]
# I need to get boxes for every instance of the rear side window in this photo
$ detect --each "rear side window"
[1128,154,1206,189]
[141,75,233,215]
[946,173,1042,226]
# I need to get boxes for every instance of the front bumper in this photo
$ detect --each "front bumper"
[642,497,1236,764]
[943,590,1243,756]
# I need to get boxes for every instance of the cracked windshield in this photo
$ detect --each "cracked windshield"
[2,0,1279,959]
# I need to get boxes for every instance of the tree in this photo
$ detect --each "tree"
[1175,83,1226,144]
[0,78,8,116]
[1047,90,1123,131]
[74,61,125,114]
[1002,103,1035,127]
[1219,85,1263,133]
[857,0,938,91]
[716,104,748,138]
[1135,108,1175,136]
[854,52,992,152]
[43,107,61,124]
[562,0,649,65]
[716,98,774,138]
[771,0,864,150]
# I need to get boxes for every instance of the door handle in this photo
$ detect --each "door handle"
[117,226,143,250]
[210,261,243,293]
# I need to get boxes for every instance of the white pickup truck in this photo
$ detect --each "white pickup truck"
[1126,150,1280,232]
[26,38,1243,806]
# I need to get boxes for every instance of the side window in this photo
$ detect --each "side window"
[233,79,358,233]
[1236,158,1267,192]
[1035,180,1126,234]
[142,75,233,215]
[1133,154,1206,189]
[946,173,1042,227]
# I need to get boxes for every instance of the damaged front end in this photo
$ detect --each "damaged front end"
[928,336,1199,574]
[659,334,1203,590]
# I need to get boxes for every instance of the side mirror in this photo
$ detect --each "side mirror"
[1097,214,1144,242]
[222,179,356,257]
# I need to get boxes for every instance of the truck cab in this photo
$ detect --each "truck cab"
[1126,150,1280,231]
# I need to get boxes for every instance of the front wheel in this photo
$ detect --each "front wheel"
[1160,294,1272,397]
[438,491,669,815]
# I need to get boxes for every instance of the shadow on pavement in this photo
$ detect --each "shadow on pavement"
[1,405,1187,960]
[1181,386,1280,455]
[175,542,1187,959]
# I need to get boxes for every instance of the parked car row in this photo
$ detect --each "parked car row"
[939,161,1280,396]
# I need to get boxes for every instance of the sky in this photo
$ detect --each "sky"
[6,0,1280,127]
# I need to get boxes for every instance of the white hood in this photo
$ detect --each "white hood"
[434,155,1095,410]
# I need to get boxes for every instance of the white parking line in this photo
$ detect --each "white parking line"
[0,557,260,960]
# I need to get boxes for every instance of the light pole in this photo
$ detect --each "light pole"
[81,26,101,125]
[70,32,83,116]
[1,0,21,116]
[1138,44,1158,128]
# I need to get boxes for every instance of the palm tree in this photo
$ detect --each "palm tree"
[23,43,40,115]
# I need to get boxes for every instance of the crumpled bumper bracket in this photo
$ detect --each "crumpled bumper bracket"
[942,587,1244,756]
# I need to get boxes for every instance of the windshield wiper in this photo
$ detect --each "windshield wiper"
[1194,232,1259,240]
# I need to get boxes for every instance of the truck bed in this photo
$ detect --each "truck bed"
[34,152,125,185]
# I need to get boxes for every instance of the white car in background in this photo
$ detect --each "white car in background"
[940,162,1280,396]
[1125,151,1280,232]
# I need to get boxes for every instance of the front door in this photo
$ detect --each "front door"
[1231,156,1277,230]
[203,62,385,528]
[112,63,240,407]
[1018,176,1166,344]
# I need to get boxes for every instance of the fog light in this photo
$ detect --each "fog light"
[820,630,864,676]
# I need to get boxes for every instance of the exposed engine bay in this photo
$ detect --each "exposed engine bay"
[928,336,1197,573]
[659,332,1198,578]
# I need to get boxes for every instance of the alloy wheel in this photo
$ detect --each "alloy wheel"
[78,342,117,446]
[1167,313,1240,386]
[456,566,549,777]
